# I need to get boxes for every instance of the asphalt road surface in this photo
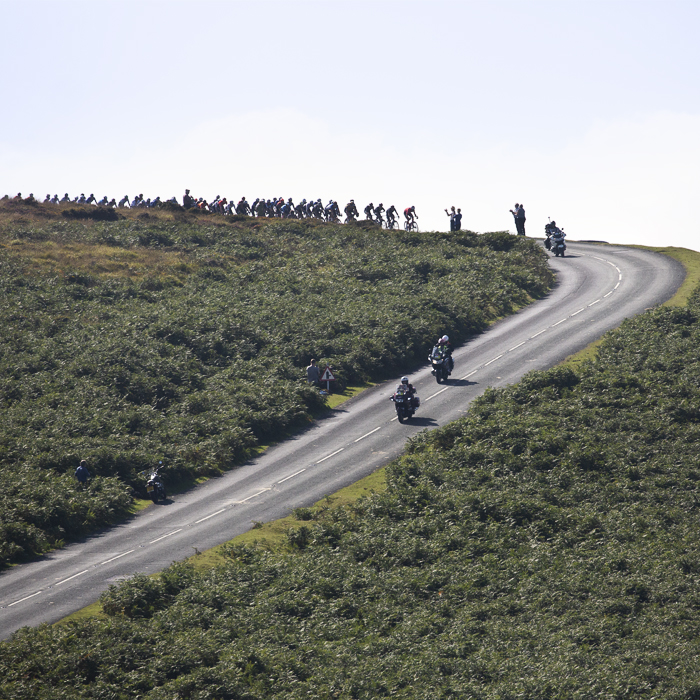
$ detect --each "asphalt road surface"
[0,242,685,640]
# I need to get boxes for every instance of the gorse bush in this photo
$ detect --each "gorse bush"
[2,255,700,697]
[0,202,552,566]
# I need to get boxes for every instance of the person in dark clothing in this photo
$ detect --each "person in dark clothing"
[75,460,91,485]
[510,203,526,236]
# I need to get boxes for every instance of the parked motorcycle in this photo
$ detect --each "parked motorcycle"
[391,386,420,423]
[429,344,451,384]
[141,462,167,503]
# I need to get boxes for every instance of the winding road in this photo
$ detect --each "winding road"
[0,242,685,640]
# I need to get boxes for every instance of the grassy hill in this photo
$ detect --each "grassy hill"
[0,200,552,568]
[1,247,699,698]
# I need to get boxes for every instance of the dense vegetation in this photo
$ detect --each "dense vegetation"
[0,200,552,567]
[2,257,699,698]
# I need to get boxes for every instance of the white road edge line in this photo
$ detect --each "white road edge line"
[7,591,43,607]
[354,427,381,443]
[195,509,226,524]
[99,550,136,566]
[55,569,90,586]
[278,468,306,483]
[426,387,449,401]
[316,448,344,464]
[149,528,183,544]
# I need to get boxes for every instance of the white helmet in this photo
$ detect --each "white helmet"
[441,335,449,343]
[401,376,409,384]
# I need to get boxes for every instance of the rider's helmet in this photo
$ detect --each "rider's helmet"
[441,335,449,343]
[401,376,409,385]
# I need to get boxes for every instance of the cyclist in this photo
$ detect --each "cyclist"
[373,203,385,226]
[386,204,398,228]
[236,197,251,216]
[364,202,374,220]
[403,205,418,230]
[344,199,359,222]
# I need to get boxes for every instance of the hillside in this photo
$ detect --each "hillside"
[0,200,553,567]
[2,254,700,698]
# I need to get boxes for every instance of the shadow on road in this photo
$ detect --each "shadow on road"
[445,378,478,387]
[404,416,439,427]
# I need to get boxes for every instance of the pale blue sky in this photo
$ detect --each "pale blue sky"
[2,0,699,248]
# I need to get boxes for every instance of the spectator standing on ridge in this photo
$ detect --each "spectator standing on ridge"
[75,459,91,485]
[454,208,462,231]
[306,359,320,386]
[445,205,457,231]
[183,189,195,209]
[510,202,526,236]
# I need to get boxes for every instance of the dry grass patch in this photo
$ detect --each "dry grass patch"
[0,239,200,281]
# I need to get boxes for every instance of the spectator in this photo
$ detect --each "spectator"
[445,205,456,231]
[306,359,320,386]
[74,459,91,485]
[510,202,526,236]
[454,208,462,231]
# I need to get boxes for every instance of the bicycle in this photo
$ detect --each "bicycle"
[404,218,418,232]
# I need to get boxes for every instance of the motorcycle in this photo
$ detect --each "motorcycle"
[551,232,566,257]
[429,344,451,384]
[544,222,566,257]
[391,386,420,423]
[141,461,167,503]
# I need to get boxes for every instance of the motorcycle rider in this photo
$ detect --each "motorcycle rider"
[394,376,417,406]
[437,335,454,374]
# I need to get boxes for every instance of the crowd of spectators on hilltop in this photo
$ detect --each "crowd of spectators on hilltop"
[2,190,421,228]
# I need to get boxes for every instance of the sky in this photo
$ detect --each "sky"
[2,0,699,250]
